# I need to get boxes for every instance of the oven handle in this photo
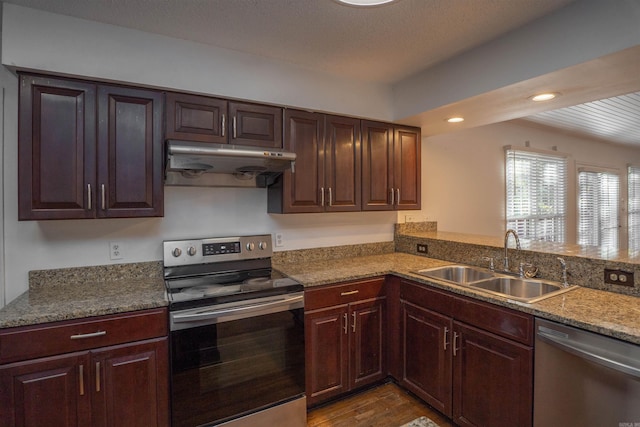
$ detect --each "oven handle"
[172,294,304,324]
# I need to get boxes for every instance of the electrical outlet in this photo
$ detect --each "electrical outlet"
[416,244,428,254]
[604,268,634,286]
[109,242,124,260]
[274,233,284,247]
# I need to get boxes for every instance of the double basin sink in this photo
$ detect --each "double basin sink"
[416,264,578,303]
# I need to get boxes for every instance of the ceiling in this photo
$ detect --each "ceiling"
[3,0,574,85]
[4,0,639,147]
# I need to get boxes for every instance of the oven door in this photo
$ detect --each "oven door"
[169,293,305,427]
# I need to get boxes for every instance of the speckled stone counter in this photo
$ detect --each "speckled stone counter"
[274,252,640,345]
[0,261,167,329]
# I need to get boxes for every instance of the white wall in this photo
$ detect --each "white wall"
[423,121,640,239]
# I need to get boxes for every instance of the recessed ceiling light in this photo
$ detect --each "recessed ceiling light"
[530,92,559,102]
[446,117,464,123]
[336,0,396,6]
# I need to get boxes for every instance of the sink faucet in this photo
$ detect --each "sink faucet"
[504,229,521,271]
[557,257,569,287]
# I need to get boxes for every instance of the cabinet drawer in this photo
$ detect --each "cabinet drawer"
[0,308,168,364]
[305,277,385,311]
[399,279,455,316]
[453,296,533,345]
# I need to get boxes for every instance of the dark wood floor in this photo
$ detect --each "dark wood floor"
[307,382,454,427]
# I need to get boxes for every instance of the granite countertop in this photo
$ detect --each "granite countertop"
[275,252,640,345]
[0,263,167,329]
[2,251,638,346]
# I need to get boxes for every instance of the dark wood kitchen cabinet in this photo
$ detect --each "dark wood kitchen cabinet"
[165,92,282,148]
[18,74,164,220]
[304,278,386,406]
[361,121,421,210]
[268,109,361,213]
[397,278,533,427]
[0,308,169,427]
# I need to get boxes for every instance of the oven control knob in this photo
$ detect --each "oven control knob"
[172,248,182,257]
[246,242,255,251]
[259,241,268,250]
[187,246,197,256]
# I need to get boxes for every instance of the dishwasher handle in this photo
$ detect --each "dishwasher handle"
[537,327,640,379]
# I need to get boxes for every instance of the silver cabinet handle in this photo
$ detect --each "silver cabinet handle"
[101,184,106,210]
[221,114,226,137]
[443,327,449,351]
[79,364,85,396]
[321,187,325,206]
[70,331,107,340]
[328,187,333,207]
[87,184,92,210]
[95,361,101,392]
[352,311,356,333]
[453,332,460,356]
[396,188,400,206]
[343,313,348,335]
[390,188,395,206]
[232,116,237,139]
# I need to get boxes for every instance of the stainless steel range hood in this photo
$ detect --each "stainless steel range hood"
[165,140,295,187]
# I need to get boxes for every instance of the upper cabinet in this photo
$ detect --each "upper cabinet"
[267,109,361,213]
[18,75,164,220]
[362,121,421,210]
[165,92,283,148]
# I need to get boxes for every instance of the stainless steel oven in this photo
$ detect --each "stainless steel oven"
[164,235,306,427]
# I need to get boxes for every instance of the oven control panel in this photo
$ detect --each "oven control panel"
[163,234,273,267]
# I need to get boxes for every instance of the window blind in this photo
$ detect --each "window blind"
[577,170,619,250]
[628,166,640,252]
[505,149,567,242]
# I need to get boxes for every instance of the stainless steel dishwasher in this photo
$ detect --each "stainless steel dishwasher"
[534,318,640,427]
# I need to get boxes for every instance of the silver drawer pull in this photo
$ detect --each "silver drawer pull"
[70,331,107,340]
[340,290,359,296]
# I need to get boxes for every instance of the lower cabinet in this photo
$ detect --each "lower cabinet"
[0,309,169,427]
[304,278,387,406]
[398,279,533,427]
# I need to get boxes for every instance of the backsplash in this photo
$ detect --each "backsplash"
[395,224,640,297]
[273,241,394,264]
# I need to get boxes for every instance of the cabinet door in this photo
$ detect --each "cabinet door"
[274,109,325,213]
[228,102,282,148]
[165,92,227,143]
[305,306,349,406]
[91,338,169,427]
[394,126,421,210]
[361,120,394,211]
[453,322,533,427]
[97,85,164,218]
[0,352,90,427]
[324,115,361,212]
[350,297,386,389]
[400,301,452,416]
[18,75,97,220]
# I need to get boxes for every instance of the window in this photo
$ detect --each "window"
[628,166,640,253]
[505,148,567,242]
[577,168,619,250]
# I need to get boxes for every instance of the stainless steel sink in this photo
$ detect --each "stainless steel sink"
[416,264,578,303]
[470,276,578,303]
[416,265,495,285]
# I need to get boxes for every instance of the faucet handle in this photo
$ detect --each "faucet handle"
[482,256,495,271]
